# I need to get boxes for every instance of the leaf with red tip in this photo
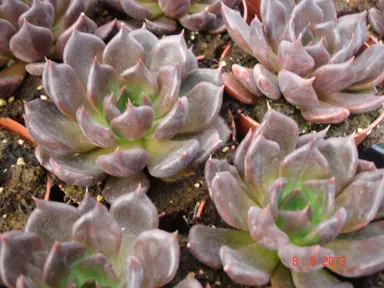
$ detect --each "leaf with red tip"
[179,9,216,31]
[304,38,331,69]
[312,20,341,54]
[278,205,313,238]
[180,68,223,96]
[122,256,143,288]
[253,64,281,100]
[337,11,367,56]
[145,16,178,35]
[145,138,200,178]
[158,0,189,18]
[25,199,81,249]
[262,0,287,50]
[77,192,97,215]
[263,178,287,219]
[18,0,54,28]
[278,243,334,272]
[43,241,86,287]
[72,202,122,260]
[103,25,145,74]
[291,268,353,288]
[291,0,324,35]
[96,146,149,178]
[0,231,47,287]
[248,206,290,250]
[301,100,350,124]
[0,0,29,27]
[95,19,118,40]
[129,26,159,63]
[222,72,258,104]
[220,244,278,286]
[103,94,121,123]
[232,64,261,97]
[10,20,53,63]
[132,229,179,288]
[296,126,329,148]
[278,70,318,108]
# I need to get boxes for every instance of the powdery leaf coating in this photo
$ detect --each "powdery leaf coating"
[0,191,197,288]
[105,0,238,35]
[25,26,229,201]
[222,1,384,124]
[189,109,384,287]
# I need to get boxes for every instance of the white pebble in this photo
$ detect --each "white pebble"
[18,139,24,145]
[16,157,25,166]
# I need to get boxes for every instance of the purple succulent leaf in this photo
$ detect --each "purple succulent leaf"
[270,262,295,288]
[357,159,377,174]
[291,0,324,35]
[249,16,279,72]
[64,30,105,86]
[233,129,254,177]
[122,256,143,288]
[25,62,45,76]
[25,199,81,249]
[211,171,256,230]
[179,9,216,31]
[187,47,199,73]
[301,100,350,124]
[119,0,160,20]
[72,202,122,260]
[253,64,282,100]
[315,0,337,21]
[34,146,52,172]
[278,70,318,107]
[278,205,314,237]
[24,99,96,154]
[174,278,203,288]
[145,16,178,35]
[111,188,158,272]
[95,19,118,40]
[329,33,357,65]
[158,0,189,18]
[311,20,341,54]
[153,97,188,140]
[76,254,118,285]
[279,189,308,211]
[103,94,122,123]
[43,241,86,287]
[221,3,253,55]
[335,171,384,233]
[145,138,200,178]
[318,134,358,194]
[55,13,98,58]
[76,107,117,148]
[295,127,329,149]
[278,36,315,77]
[102,173,150,203]
[96,146,149,178]
[304,38,331,69]
[178,82,223,134]
[120,59,158,95]
[256,109,299,156]
[18,0,54,28]
[103,25,145,74]
[43,60,91,120]
[77,191,97,215]
[291,268,353,288]
[64,0,97,28]
[325,221,384,277]
[278,243,334,273]
[280,139,329,185]
[263,178,287,219]
[0,231,47,287]
[129,25,159,63]
[0,61,26,99]
[132,229,179,288]
[248,205,290,250]
[337,11,367,55]
[0,18,16,53]
[188,225,255,269]
[0,0,29,27]
[16,275,36,288]
[219,244,279,286]
[48,149,107,186]
[368,7,384,36]
[232,64,262,97]
[262,0,287,51]
[180,68,223,96]
[312,57,356,94]
[321,90,384,114]
[153,64,181,118]
[44,0,70,18]
[245,134,281,204]
[10,19,53,63]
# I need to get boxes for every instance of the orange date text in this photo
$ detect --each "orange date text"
[291,256,347,267]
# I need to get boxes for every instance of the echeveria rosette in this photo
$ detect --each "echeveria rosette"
[24,25,230,203]
[0,189,203,288]
[221,0,384,124]
[0,0,99,98]
[188,109,384,287]
[369,0,384,37]
[105,0,239,35]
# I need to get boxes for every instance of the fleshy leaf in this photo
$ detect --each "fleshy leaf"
[122,256,143,288]
[301,100,350,124]
[291,268,353,288]
[253,64,281,100]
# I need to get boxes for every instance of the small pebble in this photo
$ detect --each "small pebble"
[0,187,3,194]
[97,195,103,202]
[199,269,204,275]
[220,61,227,67]
[0,99,6,107]
[16,157,25,166]
[3,214,6,219]
[8,96,15,103]
[18,139,24,145]
[40,95,48,100]
[37,85,44,91]
[2,139,7,143]
[215,281,221,285]
[194,182,200,188]
[357,128,364,133]
[222,146,229,153]
[187,272,196,279]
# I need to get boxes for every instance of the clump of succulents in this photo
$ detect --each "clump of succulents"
[188,108,384,287]
[0,0,98,98]
[105,0,239,35]
[369,0,384,36]
[0,188,203,288]
[221,0,384,124]
[25,25,230,203]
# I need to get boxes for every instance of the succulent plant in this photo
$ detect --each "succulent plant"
[0,188,203,288]
[0,0,98,98]
[105,0,239,35]
[221,0,384,124]
[24,25,230,203]
[188,108,384,287]
[369,0,384,37]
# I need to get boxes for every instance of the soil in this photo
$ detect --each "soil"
[0,0,384,287]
